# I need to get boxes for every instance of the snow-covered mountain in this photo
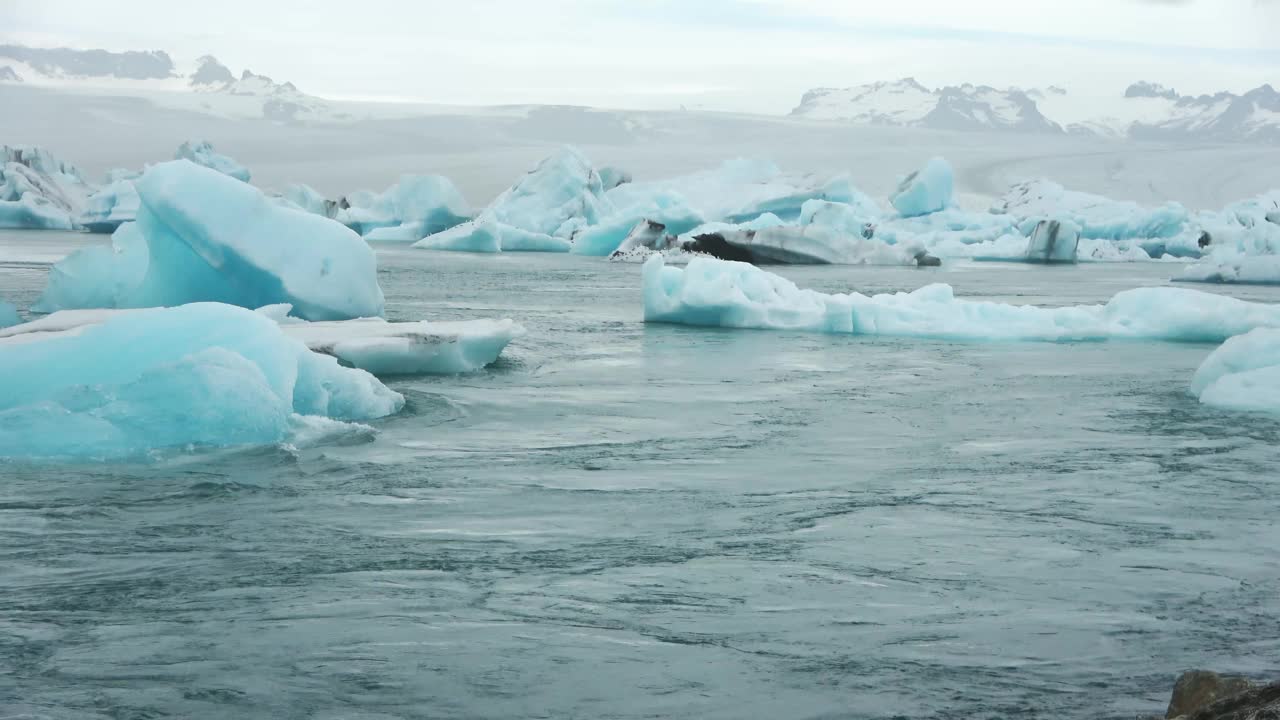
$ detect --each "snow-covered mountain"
[0,44,341,123]
[792,78,1280,144]
[1122,82,1280,144]
[791,79,1064,133]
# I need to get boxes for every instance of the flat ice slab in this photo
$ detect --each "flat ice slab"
[642,255,1280,342]
[0,307,523,375]
[273,314,524,375]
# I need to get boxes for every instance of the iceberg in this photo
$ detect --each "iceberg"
[0,145,93,230]
[486,147,611,237]
[1177,251,1280,285]
[79,178,140,233]
[0,303,402,461]
[1023,219,1081,263]
[1191,328,1280,414]
[412,147,607,254]
[800,199,877,239]
[281,183,339,218]
[890,157,954,218]
[5,305,523,376]
[334,174,472,240]
[36,160,385,321]
[995,179,1191,255]
[599,166,632,190]
[1175,207,1280,283]
[175,140,250,182]
[572,193,705,256]
[414,218,570,253]
[679,225,931,266]
[0,302,17,329]
[642,255,1280,341]
[607,159,866,226]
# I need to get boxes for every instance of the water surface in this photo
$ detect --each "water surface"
[3,232,1280,719]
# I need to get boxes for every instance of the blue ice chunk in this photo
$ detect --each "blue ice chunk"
[572,193,705,256]
[36,161,384,320]
[0,302,17,329]
[0,303,403,460]
[801,199,876,239]
[280,183,335,217]
[1024,219,1081,263]
[997,179,1190,253]
[340,175,472,239]
[890,157,954,218]
[79,179,140,233]
[0,146,94,229]
[599,166,632,190]
[35,222,149,313]
[413,219,570,253]
[0,192,75,230]
[642,255,1280,341]
[1191,328,1280,414]
[723,174,870,224]
[175,140,250,182]
[486,147,612,237]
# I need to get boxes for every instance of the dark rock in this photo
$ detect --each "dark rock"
[914,252,941,267]
[1167,670,1257,719]
[1199,231,1213,249]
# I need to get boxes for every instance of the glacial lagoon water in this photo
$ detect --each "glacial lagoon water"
[3,231,1280,719]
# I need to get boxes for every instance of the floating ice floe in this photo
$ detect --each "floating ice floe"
[1191,328,1280,414]
[36,160,385,321]
[175,140,251,182]
[0,303,403,461]
[0,145,94,230]
[642,255,1280,341]
[4,304,523,376]
[413,147,607,253]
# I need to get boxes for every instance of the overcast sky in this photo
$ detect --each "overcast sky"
[2,0,1278,112]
